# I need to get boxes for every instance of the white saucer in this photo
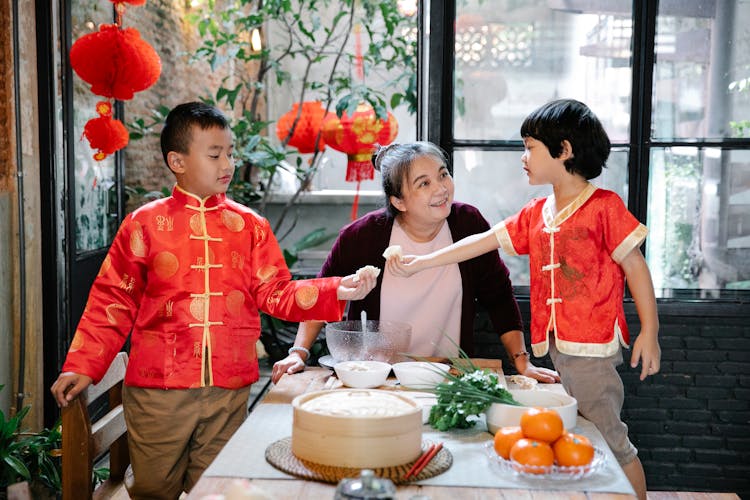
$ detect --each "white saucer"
[318,354,337,369]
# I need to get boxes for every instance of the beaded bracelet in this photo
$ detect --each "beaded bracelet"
[288,346,311,360]
[512,351,530,361]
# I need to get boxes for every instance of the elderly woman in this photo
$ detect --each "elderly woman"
[272,142,559,383]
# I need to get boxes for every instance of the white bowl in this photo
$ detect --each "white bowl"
[333,360,392,389]
[392,361,450,389]
[485,389,578,434]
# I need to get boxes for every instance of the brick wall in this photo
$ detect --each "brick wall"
[475,299,750,497]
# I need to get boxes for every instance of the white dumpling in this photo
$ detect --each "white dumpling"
[353,265,381,282]
[382,245,403,260]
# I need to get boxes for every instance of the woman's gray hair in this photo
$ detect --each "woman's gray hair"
[371,141,449,217]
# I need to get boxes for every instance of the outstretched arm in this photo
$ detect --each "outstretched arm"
[621,248,660,381]
[386,228,500,277]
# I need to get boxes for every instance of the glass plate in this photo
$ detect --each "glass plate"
[483,442,606,480]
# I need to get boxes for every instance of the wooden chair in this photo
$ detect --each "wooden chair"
[61,352,131,500]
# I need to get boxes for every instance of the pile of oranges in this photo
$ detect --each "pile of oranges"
[492,407,594,474]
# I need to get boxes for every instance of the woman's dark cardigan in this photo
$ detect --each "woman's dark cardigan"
[318,202,523,356]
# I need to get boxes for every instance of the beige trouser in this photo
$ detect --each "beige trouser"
[122,384,251,500]
[548,338,637,466]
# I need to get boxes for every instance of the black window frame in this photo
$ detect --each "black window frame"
[424,0,750,307]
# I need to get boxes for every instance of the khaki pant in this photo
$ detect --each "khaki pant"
[548,338,637,466]
[122,385,251,500]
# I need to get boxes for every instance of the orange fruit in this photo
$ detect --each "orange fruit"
[553,432,595,467]
[520,407,564,443]
[509,438,555,474]
[493,426,524,459]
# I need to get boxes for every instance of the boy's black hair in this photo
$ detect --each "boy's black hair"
[520,99,610,180]
[160,102,230,167]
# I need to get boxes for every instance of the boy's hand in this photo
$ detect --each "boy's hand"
[631,330,661,381]
[337,266,378,300]
[385,254,422,277]
[50,372,93,407]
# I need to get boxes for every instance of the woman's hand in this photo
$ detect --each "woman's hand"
[271,353,306,384]
[520,364,561,384]
[336,266,378,300]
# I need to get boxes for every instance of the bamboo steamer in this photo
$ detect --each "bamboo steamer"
[291,389,423,468]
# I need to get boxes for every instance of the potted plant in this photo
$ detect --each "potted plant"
[0,386,61,500]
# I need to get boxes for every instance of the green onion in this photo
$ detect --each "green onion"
[406,337,521,431]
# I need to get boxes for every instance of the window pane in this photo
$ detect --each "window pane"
[266,4,418,193]
[647,148,750,291]
[652,1,750,140]
[453,149,629,285]
[454,0,632,142]
[72,2,118,252]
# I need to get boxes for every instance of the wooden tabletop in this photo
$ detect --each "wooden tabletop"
[186,366,637,499]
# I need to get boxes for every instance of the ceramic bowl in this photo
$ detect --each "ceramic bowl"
[485,389,578,434]
[333,360,392,388]
[325,320,412,363]
[392,361,450,389]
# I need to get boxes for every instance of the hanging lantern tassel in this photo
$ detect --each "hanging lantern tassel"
[322,103,398,220]
[70,24,161,101]
[83,101,129,161]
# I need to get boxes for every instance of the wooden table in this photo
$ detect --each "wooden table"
[187,366,637,499]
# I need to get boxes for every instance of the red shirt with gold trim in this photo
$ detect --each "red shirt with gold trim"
[62,185,346,389]
[493,184,647,358]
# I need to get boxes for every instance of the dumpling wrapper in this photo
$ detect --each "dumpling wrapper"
[353,265,381,283]
[382,245,403,260]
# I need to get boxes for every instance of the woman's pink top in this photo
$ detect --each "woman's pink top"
[380,220,463,357]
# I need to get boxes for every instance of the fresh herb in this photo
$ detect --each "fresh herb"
[409,339,521,431]
[428,366,520,431]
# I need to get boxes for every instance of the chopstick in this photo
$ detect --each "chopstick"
[404,442,443,479]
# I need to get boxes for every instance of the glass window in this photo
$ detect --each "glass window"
[652,1,750,140]
[647,148,750,291]
[453,149,628,285]
[454,0,633,142]
[266,3,418,193]
[72,2,119,252]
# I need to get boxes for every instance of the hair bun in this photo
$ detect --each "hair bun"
[371,144,384,171]
[371,143,399,171]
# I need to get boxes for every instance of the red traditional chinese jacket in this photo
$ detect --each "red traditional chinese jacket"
[494,184,647,358]
[62,185,346,389]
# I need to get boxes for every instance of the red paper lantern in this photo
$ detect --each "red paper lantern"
[70,23,161,100]
[321,103,398,182]
[83,101,129,161]
[275,101,329,154]
[108,0,147,5]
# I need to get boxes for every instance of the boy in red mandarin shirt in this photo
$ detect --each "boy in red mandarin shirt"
[51,102,376,499]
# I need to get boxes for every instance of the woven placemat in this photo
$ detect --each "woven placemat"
[265,437,452,484]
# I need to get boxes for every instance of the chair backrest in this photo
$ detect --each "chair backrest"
[61,352,129,500]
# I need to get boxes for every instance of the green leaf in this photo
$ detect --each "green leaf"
[3,454,31,481]
[390,93,403,109]
[292,228,336,253]
[217,84,243,108]
[283,249,298,268]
